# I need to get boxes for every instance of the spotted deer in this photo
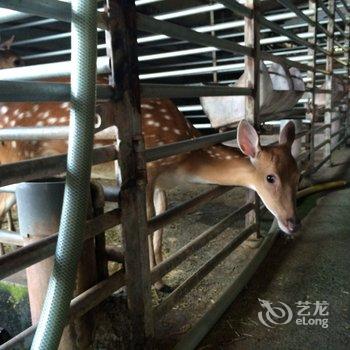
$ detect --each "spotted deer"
[0,42,300,291]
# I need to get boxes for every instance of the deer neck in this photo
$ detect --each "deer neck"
[182,144,257,189]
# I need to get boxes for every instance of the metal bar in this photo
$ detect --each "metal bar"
[216,0,252,18]
[314,123,331,133]
[136,13,253,57]
[0,209,120,281]
[0,145,118,188]
[313,139,330,152]
[0,81,113,102]
[258,14,323,53]
[148,186,232,233]
[297,150,310,162]
[244,0,261,238]
[153,224,256,318]
[0,8,30,23]
[0,230,24,246]
[141,84,252,98]
[319,1,332,18]
[0,126,116,141]
[0,0,108,30]
[145,130,236,162]
[340,0,350,13]
[106,0,154,346]
[324,0,335,164]
[335,6,347,25]
[331,127,346,138]
[335,22,346,38]
[331,136,347,151]
[0,57,110,81]
[310,153,332,174]
[306,0,318,170]
[150,203,253,283]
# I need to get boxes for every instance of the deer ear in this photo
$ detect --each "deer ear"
[0,36,15,50]
[237,120,261,158]
[279,121,295,148]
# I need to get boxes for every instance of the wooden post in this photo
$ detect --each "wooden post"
[324,0,335,164]
[244,0,260,238]
[307,0,318,170]
[105,0,154,348]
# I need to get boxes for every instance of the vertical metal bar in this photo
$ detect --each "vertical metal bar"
[106,0,154,347]
[244,0,260,238]
[31,0,98,348]
[345,16,350,140]
[324,0,335,164]
[210,2,218,83]
[307,0,318,170]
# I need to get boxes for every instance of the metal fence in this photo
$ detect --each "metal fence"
[0,0,349,348]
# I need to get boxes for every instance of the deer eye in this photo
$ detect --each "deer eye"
[266,174,275,184]
[13,59,21,66]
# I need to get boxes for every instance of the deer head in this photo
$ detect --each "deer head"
[0,36,25,69]
[237,120,300,234]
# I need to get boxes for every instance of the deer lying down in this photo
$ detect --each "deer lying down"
[0,41,300,291]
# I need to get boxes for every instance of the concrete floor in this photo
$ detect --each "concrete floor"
[198,147,350,350]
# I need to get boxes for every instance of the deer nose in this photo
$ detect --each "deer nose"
[287,217,301,233]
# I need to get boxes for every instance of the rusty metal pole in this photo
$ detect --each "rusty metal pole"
[105,0,154,348]
[307,0,318,170]
[244,0,260,239]
[345,19,350,141]
[324,0,335,164]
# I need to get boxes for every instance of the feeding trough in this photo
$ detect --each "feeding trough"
[200,61,305,129]
[199,61,273,128]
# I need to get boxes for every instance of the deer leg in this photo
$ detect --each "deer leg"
[153,188,166,266]
[146,188,156,271]
[152,188,173,293]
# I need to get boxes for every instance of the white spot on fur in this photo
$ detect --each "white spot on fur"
[142,104,153,110]
[59,117,68,123]
[11,141,16,148]
[9,120,16,127]
[164,115,171,120]
[162,126,169,131]
[36,121,44,126]
[3,116,9,124]
[48,117,57,125]
[147,120,154,125]
[33,105,40,112]
[174,129,181,135]
[0,106,8,114]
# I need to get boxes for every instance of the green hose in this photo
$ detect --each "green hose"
[31,0,97,349]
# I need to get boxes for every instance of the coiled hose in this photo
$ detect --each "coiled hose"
[31,0,97,348]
